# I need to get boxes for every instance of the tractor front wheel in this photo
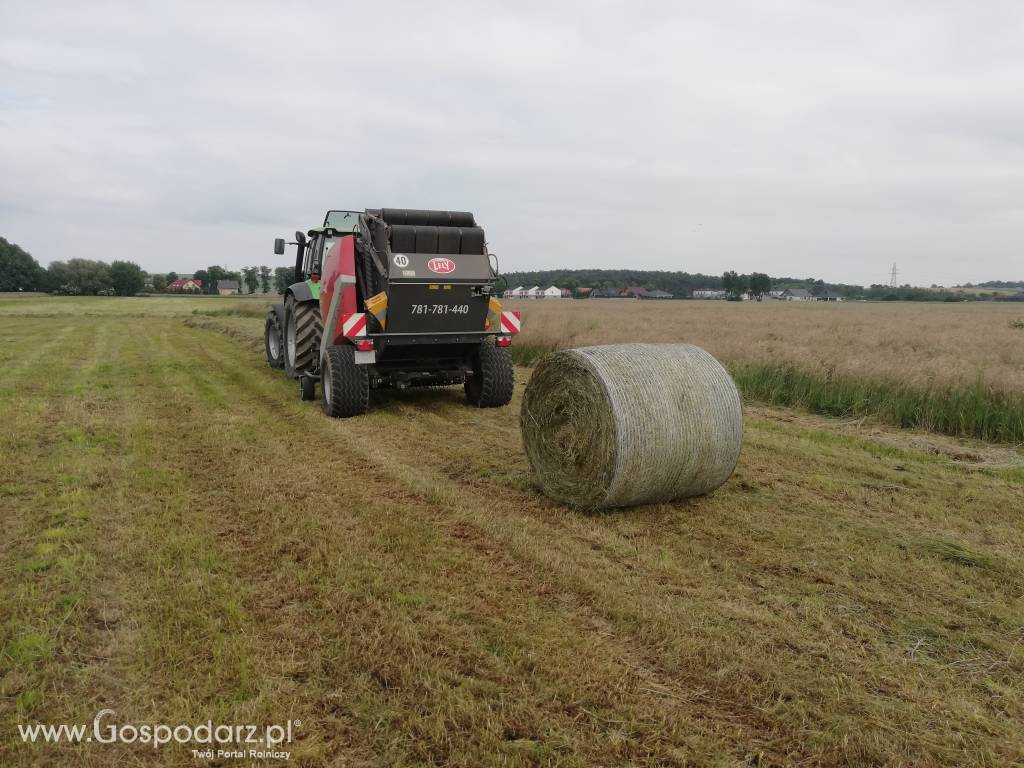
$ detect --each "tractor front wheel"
[264,305,285,369]
[322,345,369,418]
[284,296,322,380]
[465,342,514,408]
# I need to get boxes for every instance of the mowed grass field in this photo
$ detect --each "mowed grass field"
[1,294,1023,767]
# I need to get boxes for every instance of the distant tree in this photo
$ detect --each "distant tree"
[205,265,229,294]
[273,266,292,294]
[193,269,209,292]
[0,237,46,291]
[749,272,772,299]
[109,261,145,296]
[242,266,259,294]
[151,274,167,292]
[166,271,179,283]
[810,279,826,297]
[259,266,271,293]
[722,270,748,300]
[47,259,112,295]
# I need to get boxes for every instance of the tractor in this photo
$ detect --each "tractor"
[265,208,521,417]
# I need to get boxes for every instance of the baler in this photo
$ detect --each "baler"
[265,208,520,417]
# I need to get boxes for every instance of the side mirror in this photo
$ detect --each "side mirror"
[295,231,306,246]
[273,238,285,256]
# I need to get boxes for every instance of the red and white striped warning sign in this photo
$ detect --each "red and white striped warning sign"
[342,312,367,338]
[499,310,521,334]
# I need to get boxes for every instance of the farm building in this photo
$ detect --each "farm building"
[780,288,814,301]
[620,287,673,299]
[526,286,543,299]
[542,286,563,299]
[591,287,626,298]
[623,286,652,299]
[217,280,240,295]
[503,286,526,299]
[816,291,844,302]
[692,289,726,299]
[167,278,202,293]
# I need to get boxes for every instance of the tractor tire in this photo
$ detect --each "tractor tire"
[322,345,369,418]
[264,305,285,369]
[465,342,514,408]
[284,296,322,380]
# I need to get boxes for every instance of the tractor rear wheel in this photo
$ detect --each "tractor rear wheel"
[465,342,514,408]
[322,345,369,418]
[284,296,322,380]
[264,305,285,369]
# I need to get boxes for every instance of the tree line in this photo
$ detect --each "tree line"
[1,237,148,296]
[152,266,295,294]
[499,268,1009,302]
[501,268,836,298]
[5,235,1017,302]
[0,236,297,296]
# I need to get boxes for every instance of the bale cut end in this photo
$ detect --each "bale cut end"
[521,343,743,509]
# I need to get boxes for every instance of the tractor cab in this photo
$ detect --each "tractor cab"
[323,210,361,231]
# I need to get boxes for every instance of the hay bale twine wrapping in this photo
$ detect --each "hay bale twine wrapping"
[521,343,743,509]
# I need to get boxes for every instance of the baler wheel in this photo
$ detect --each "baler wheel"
[322,345,369,418]
[300,375,317,401]
[284,297,322,380]
[465,342,514,408]
[264,305,285,369]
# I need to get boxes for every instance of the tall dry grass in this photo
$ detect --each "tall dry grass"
[506,299,1024,441]
[508,299,1024,392]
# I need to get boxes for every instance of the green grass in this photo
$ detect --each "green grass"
[731,362,1024,444]
[1,297,1023,766]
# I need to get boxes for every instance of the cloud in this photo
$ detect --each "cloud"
[1,0,1022,285]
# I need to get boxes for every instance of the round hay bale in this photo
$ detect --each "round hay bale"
[520,343,743,509]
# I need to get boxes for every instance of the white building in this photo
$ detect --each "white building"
[542,286,563,299]
[504,285,526,299]
[526,286,543,299]
[692,289,726,299]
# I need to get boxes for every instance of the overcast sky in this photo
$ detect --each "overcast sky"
[1,1,1021,286]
